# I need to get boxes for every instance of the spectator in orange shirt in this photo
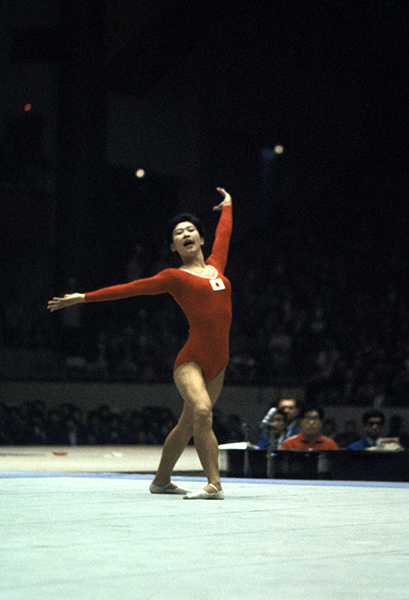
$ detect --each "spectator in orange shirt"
[280,406,339,451]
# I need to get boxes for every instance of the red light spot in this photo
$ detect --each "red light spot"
[24,104,32,112]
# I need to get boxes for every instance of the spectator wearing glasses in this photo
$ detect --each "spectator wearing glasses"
[279,406,339,451]
[347,410,386,450]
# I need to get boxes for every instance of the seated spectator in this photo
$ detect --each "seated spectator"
[347,409,386,450]
[267,408,287,452]
[257,397,302,449]
[280,406,339,451]
[252,408,287,451]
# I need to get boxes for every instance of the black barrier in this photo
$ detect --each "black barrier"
[223,449,409,482]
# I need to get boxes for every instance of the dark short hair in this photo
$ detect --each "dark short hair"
[362,409,385,425]
[278,398,303,411]
[165,213,204,246]
[300,405,325,421]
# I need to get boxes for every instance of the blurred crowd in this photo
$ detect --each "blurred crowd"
[2,237,409,407]
[0,399,245,448]
[1,397,408,451]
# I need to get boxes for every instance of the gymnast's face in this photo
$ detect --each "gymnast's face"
[171,221,204,256]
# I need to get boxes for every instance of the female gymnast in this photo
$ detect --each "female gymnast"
[48,187,233,499]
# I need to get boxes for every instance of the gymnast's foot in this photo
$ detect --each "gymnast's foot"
[184,483,224,500]
[149,481,191,495]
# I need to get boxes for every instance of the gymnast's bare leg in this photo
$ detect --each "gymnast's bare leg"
[152,364,224,493]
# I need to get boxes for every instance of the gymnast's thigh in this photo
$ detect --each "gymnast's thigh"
[206,368,226,405]
[173,362,225,411]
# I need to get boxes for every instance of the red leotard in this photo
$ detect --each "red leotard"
[84,205,232,382]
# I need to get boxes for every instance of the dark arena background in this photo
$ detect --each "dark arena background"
[1,2,409,599]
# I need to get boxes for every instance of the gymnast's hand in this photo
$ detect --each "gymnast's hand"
[213,187,232,211]
[47,293,85,312]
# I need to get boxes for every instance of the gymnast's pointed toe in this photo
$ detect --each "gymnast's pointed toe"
[183,484,224,500]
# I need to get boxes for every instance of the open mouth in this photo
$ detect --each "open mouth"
[183,240,194,247]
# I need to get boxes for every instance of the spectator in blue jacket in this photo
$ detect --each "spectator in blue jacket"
[347,410,386,450]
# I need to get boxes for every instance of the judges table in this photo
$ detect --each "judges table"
[222,447,409,482]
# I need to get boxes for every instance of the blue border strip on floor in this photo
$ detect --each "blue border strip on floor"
[1,471,408,488]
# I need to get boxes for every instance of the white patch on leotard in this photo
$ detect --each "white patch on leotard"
[210,278,225,291]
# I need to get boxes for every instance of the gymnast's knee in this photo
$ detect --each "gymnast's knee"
[193,405,213,429]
